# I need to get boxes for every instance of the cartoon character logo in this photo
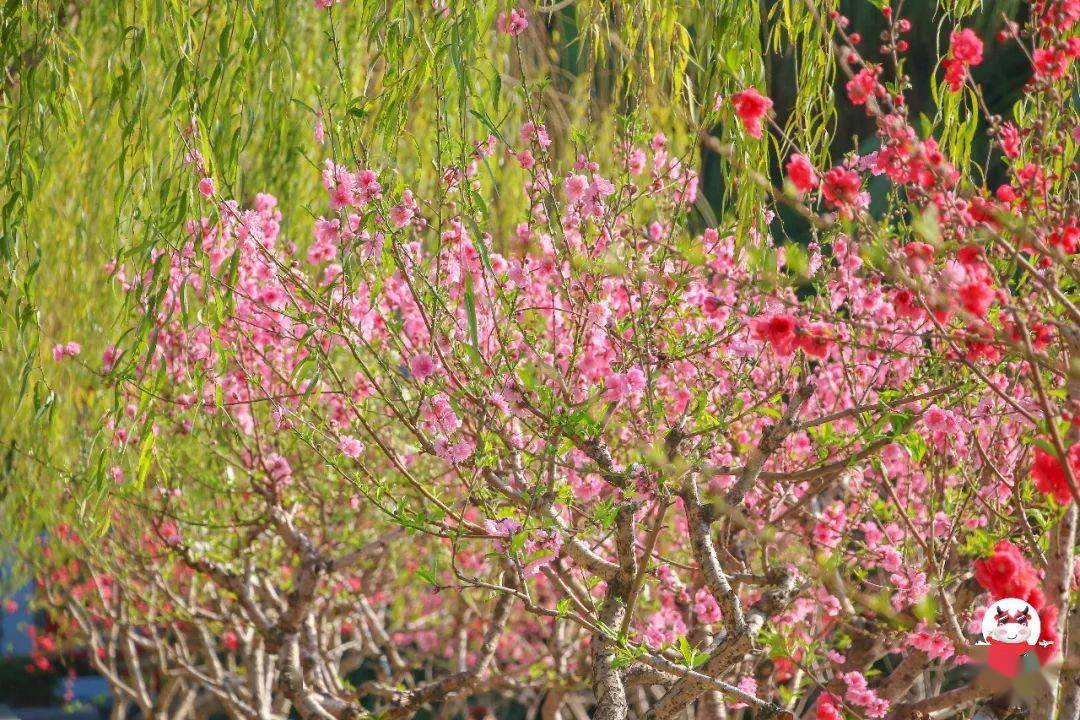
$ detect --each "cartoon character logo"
[982,598,1040,645]
[979,597,1049,678]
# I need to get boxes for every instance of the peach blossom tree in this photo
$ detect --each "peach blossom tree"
[8,1,1080,720]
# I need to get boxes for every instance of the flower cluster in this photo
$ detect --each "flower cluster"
[943,29,984,92]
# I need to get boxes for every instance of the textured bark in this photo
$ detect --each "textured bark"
[889,675,1003,720]
[877,651,930,702]
[1056,507,1080,720]
[680,476,744,629]
[699,691,726,720]
[541,688,568,720]
[590,502,639,720]
[724,381,815,507]
[591,598,630,720]
[1037,330,1080,720]
[1031,503,1077,720]
[1060,612,1080,720]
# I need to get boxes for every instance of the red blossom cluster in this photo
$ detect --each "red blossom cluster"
[1032,446,1080,505]
[730,87,773,139]
[943,29,985,92]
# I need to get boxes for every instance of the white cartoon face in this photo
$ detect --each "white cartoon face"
[981,598,1040,645]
